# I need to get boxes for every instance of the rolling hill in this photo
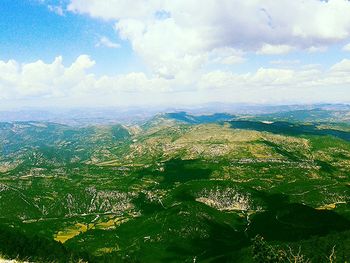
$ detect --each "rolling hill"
[0,110,349,262]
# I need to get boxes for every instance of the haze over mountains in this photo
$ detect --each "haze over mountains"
[1,103,349,125]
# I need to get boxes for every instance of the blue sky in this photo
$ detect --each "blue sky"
[1,0,350,108]
[0,0,144,75]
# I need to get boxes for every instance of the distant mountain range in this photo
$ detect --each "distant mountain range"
[1,103,349,125]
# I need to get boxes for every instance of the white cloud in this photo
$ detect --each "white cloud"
[307,46,328,53]
[257,44,295,55]
[48,5,64,16]
[330,59,350,72]
[67,0,163,20]
[1,55,350,106]
[96,36,121,49]
[66,0,350,80]
[209,48,245,65]
[270,60,300,66]
[342,42,350,51]
[0,55,95,99]
[196,64,350,104]
[252,68,295,85]
[0,55,175,102]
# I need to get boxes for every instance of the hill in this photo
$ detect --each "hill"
[0,111,349,262]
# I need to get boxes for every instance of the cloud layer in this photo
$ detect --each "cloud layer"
[1,55,350,106]
[96,36,121,49]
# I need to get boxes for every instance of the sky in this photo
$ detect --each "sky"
[1,0,350,109]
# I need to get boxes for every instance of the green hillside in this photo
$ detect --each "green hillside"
[0,111,349,262]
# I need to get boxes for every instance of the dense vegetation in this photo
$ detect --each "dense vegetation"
[0,108,349,262]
